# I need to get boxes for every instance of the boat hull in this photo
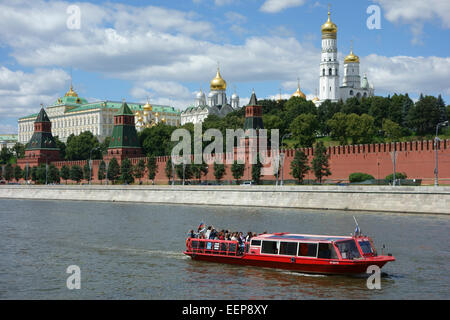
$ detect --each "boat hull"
[184,251,394,275]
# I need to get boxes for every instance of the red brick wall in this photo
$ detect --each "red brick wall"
[10,139,450,185]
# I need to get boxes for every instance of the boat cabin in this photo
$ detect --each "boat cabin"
[248,233,377,260]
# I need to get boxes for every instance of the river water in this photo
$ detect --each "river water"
[0,199,448,300]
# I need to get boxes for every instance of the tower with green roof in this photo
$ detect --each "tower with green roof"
[18,107,60,168]
[106,101,142,161]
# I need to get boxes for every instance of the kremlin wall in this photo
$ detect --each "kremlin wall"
[46,138,450,186]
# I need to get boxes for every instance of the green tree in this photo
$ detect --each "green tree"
[289,114,319,147]
[107,158,120,184]
[165,158,174,183]
[12,143,25,159]
[290,150,310,184]
[139,124,177,157]
[36,164,48,184]
[147,156,158,182]
[61,165,70,184]
[83,163,92,181]
[31,166,38,183]
[0,147,13,165]
[70,165,83,184]
[133,159,145,183]
[231,160,245,184]
[312,142,331,184]
[66,131,102,160]
[54,137,66,160]
[120,158,134,184]
[251,155,263,185]
[192,161,208,183]
[327,112,348,145]
[382,119,402,142]
[48,164,60,184]
[176,163,193,183]
[407,95,441,135]
[437,94,448,123]
[98,161,106,184]
[368,96,390,128]
[14,165,23,182]
[345,113,376,144]
[4,163,13,181]
[213,161,225,183]
[0,165,3,179]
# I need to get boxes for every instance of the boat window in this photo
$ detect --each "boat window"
[251,240,261,246]
[358,241,373,254]
[335,240,361,259]
[298,243,317,257]
[191,240,199,249]
[229,243,237,253]
[318,243,339,259]
[261,241,278,254]
[280,242,298,256]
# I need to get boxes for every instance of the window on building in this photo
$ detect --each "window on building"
[329,68,332,75]
[350,90,354,96]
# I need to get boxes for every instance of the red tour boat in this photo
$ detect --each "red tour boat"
[184,228,395,275]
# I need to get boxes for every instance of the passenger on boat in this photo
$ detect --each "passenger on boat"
[187,230,196,238]
[209,228,218,240]
[205,226,212,239]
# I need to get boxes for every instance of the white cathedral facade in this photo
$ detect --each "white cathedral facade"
[316,9,374,106]
[181,67,239,125]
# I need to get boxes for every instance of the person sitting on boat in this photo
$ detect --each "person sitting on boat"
[245,232,253,242]
[231,233,238,241]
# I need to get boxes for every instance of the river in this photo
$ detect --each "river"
[0,199,448,299]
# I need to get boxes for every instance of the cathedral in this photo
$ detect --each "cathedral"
[180,66,239,125]
[317,8,374,106]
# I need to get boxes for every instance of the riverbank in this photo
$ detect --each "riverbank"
[1,185,449,215]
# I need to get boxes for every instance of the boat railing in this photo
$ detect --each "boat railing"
[187,238,245,256]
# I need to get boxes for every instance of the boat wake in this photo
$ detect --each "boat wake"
[278,270,327,278]
[90,245,189,260]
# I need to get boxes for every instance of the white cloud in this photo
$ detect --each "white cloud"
[0,67,70,118]
[374,0,450,44]
[363,55,450,96]
[260,0,307,14]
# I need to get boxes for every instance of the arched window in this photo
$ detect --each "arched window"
[329,68,332,76]
[322,69,325,76]
[350,90,354,96]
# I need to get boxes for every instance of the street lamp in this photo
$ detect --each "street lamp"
[435,120,449,187]
[280,133,292,186]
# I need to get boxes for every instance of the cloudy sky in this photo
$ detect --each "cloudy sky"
[0,0,449,133]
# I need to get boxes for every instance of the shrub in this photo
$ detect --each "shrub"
[385,172,407,181]
[349,172,375,183]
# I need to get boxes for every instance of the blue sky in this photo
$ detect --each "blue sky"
[0,0,449,133]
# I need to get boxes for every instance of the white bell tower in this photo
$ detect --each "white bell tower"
[319,6,339,103]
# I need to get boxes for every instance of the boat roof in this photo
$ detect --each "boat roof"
[255,233,353,243]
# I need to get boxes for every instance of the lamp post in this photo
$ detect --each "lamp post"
[435,120,449,187]
[280,133,292,186]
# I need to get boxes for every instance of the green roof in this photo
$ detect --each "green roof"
[0,134,17,141]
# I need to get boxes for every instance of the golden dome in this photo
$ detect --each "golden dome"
[345,42,359,63]
[291,80,306,99]
[143,100,152,111]
[210,66,227,91]
[321,9,337,36]
[64,84,78,97]
[344,51,359,63]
